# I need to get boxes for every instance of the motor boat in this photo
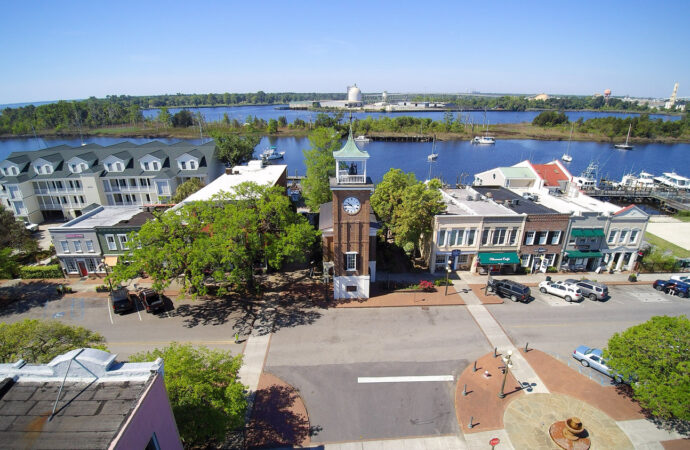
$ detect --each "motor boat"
[261,146,285,160]
[471,136,495,145]
[354,135,371,143]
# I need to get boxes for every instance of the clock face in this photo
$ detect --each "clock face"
[342,196,361,215]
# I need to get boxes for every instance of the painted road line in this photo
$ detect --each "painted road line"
[107,296,113,324]
[357,375,454,383]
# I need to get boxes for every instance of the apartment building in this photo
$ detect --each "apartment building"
[0,141,220,224]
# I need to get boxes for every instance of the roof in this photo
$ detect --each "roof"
[499,167,535,179]
[176,160,286,206]
[472,186,559,215]
[0,141,217,184]
[440,187,520,217]
[50,206,144,229]
[532,163,570,187]
[333,129,370,159]
[0,348,164,449]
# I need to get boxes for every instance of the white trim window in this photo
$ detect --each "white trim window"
[65,259,78,273]
[437,230,446,247]
[60,241,70,253]
[619,229,628,244]
[537,231,547,245]
[86,240,94,253]
[551,231,561,245]
[481,229,490,245]
[85,258,97,273]
[525,231,535,245]
[448,229,457,247]
[106,234,117,251]
[607,230,617,244]
[629,229,639,244]
[189,160,196,170]
[73,241,82,253]
[492,228,506,245]
[456,229,465,246]
[466,229,476,246]
[509,228,518,245]
[345,252,357,271]
[521,254,531,267]
[117,234,129,250]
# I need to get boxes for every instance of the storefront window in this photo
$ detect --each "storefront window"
[521,254,530,267]
[65,259,77,273]
[86,259,97,273]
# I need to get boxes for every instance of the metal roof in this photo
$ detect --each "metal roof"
[333,129,370,159]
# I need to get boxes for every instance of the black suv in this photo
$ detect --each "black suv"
[486,278,531,302]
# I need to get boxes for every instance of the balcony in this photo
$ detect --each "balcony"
[337,172,366,184]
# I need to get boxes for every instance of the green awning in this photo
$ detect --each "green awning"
[571,228,605,237]
[478,252,520,265]
[566,251,603,258]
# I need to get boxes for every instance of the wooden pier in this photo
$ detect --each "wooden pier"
[585,188,690,212]
[369,135,432,142]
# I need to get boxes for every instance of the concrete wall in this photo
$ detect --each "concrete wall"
[334,275,370,299]
[112,373,183,450]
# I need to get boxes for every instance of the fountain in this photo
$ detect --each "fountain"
[549,417,591,449]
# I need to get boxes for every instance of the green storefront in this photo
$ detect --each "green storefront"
[477,252,521,274]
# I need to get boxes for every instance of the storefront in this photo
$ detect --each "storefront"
[520,250,558,273]
[435,251,476,271]
[478,252,520,274]
[563,250,603,271]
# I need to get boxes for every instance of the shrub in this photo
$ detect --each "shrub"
[19,265,63,279]
[418,280,435,292]
[524,267,532,274]
[546,266,558,273]
[95,285,110,292]
[434,278,452,286]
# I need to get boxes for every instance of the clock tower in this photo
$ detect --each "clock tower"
[322,128,376,299]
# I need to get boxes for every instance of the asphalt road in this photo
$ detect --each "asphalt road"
[265,306,490,443]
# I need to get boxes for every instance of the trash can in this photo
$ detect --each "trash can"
[545,276,552,282]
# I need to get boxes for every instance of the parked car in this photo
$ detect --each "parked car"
[110,287,135,314]
[134,288,164,313]
[538,281,582,302]
[653,279,689,298]
[572,345,630,384]
[486,278,531,302]
[563,279,609,301]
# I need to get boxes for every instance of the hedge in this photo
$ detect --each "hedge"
[19,265,63,279]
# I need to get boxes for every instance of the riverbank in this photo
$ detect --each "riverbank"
[4,122,687,144]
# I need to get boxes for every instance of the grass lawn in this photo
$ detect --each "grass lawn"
[674,212,690,223]
[644,232,690,258]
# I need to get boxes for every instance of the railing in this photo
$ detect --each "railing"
[104,185,153,193]
[337,173,366,184]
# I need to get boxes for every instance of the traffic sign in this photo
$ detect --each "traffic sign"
[490,437,500,448]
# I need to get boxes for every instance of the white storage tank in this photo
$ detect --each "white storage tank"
[348,84,362,103]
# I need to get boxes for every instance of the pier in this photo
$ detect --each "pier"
[369,135,433,142]
[584,188,690,213]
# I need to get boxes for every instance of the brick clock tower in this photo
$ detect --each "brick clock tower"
[324,129,376,299]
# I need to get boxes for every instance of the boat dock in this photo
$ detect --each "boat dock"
[585,188,690,212]
[369,135,433,142]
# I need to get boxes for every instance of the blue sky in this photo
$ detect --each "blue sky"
[1,0,688,103]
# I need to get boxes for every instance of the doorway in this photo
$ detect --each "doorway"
[77,261,88,277]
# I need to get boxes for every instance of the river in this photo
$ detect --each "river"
[140,104,680,125]
[2,136,688,188]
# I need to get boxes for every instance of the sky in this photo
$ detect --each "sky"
[1,0,689,104]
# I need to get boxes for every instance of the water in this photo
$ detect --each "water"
[140,104,680,125]
[1,135,688,187]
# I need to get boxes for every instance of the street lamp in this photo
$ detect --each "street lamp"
[498,350,514,399]
[445,263,452,295]
[97,263,113,292]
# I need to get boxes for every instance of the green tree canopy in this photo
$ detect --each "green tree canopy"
[267,118,279,133]
[0,319,107,363]
[606,315,690,421]
[211,130,261,166]
[302,127,340,212]
[171,109,194,127]
[172,178,204,203]
[110,182,319,296]
[0,206,38,276]
[130,343,246,448]
[371,169,446,252]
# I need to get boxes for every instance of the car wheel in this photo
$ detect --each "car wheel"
[680,291,688,298]
[540,287,547,293]
[487,286,494,293]
[580,359,589,367]
[589,294,597,301]
[510,295,518,302]
[565,295,572,302]
[655,285,664,291]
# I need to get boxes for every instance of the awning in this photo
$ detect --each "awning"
[104,256,119,267]
[570,228,605,237]
[478,252,520,265]
[566,251,603,259]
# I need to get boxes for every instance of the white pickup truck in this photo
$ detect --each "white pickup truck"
[538,280,582,302]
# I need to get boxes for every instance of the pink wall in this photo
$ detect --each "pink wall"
[111,373,183,450]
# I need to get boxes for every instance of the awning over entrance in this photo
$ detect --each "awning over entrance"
[570,228,605,237]
[104,256,119,267]
[566,251,603,259]
[478,252,520,265]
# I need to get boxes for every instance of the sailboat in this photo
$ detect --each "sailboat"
[427,136,438,161]
[561,125,573,162]
[471,110,496,144]
[614,124,633,150]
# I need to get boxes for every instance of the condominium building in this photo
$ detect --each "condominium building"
[0,141,221,224]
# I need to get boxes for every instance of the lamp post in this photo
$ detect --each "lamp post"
[498,350,513,399]
[445,263,452,295]
[97,263,113,292]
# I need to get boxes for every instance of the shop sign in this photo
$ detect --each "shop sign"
[537,247,546,253]
[65,234,84,238]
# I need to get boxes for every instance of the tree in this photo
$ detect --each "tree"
[0,319,107,363]
[171,109,194,127]
[172,178,204,203]
[606,316,690,421]
[130,343,247,447]
[0,205,36,251]
[157,107,171,127]
[267,118,278,133]
[111,182,319,296]
[302,127,340,212]
[371,169,445,253]
[211,130,261,166]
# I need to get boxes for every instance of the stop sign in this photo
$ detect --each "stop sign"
[490,437,500,447]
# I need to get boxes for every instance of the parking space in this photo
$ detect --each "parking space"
[526,284,685,308]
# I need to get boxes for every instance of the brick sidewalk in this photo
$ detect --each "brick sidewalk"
[335,286,465,308]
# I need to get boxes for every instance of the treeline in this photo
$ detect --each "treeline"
[532,111,690,139]
[410,94,657,112]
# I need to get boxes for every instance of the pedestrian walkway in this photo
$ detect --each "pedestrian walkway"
[320,435,468,449]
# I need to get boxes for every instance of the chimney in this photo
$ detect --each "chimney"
[225,167,232,175]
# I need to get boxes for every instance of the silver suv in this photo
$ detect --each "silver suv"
[565,279,608,301]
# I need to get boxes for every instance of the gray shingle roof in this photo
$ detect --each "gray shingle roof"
[472,186,559,215]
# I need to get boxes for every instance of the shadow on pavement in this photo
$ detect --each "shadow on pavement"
[614,384,690,437]
[0,281,63,317]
